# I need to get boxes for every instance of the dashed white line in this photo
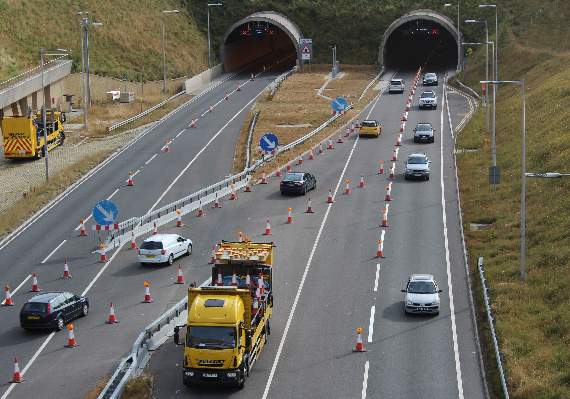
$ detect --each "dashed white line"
[106,188,120,200]
[374,263,380,292]
[175,130,184,138]
[368,305,375,343]
[361,360,370,399]
[1,274,31,305]
[40,239,66,264]
[145,154,157,165]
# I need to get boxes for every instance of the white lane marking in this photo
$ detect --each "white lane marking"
[81,241,126,296]
[144,154,157,165]
[73,213,92,231]
[440,78,464,398]
[72,138,88,148]
[40,239,66,264]
[374,263,380,292]
[368,305,375,343]
[0,331,56,399]
[361,360,370,399]
[175,129,184,138]
[262,135,361,399]
[106,188,120,200]
[147,88,267,214]
[1,274,31,304]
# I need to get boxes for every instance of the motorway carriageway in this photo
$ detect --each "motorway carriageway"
[0,61,288,399]
[144,71,486,398]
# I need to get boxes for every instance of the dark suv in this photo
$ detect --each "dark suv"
[20,292,89,331]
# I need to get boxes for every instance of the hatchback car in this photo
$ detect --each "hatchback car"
[404,153,431,181]
[138,234,193,265]
[413,123,435,143]
[358,120,382,137]
[20,292,89,331]
[419,91,438,109]
[280,172,316,195]
[423,72,439,86]
[401,274,442,315]
[388,79,405,93]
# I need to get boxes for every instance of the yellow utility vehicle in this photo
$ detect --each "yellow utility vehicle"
[174,241,274,388]
[1,110,65,159]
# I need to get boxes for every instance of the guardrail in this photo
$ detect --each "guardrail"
[267,68,295,99]
[0,56,67,91]
[245,111,261,169]
[477,257,510,399]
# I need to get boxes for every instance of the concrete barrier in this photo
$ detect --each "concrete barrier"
[185,64,224,95]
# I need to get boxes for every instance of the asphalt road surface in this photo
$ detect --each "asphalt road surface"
[144,70,487,399]
[0,61,289,399]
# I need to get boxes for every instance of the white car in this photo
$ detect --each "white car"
[401,274,442,315]
[388,79,405,93]
[138,234,192,265]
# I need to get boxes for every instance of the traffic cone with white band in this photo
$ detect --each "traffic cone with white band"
[213,194,221,209]
[162,140,171,152]
[3,285,14,306]
[175,266,185,284]
[306,198,314,213]
[381,204,389,227]
[229,184,238,200]
[328,139,334,150]
[190,119,197,128]
[353,327,367,352]
[344,179,351,195]
[79,219,88,236]
[309,149,314,160]
[327,190,334,204]
[127,172,135,186]
[176,210,185,227]
[392,148,399,161]
[65,324,78,348]
[130,232,138,249]
[260,173,268,184]
[107,303,119,324]
[62,259,72,279]
[197,201,204,217]
[287,208,293,224]
[385,182,393,201]
[30,273,40,292]
[389,162,396,180]
[359,176,365,188]
[378,160,385,175]
[396,134,402,146]
[231,272,238,286]
[337,134,344,144]
[297,155,303,165]
[152,222,158,235]
[143,281,153,303]
[12,358,22,383]
[264,220,272,235]
[99,243,109,263]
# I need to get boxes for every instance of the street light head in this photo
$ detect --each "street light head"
[162,9,180,14]
[207,3,223,6]
[443,3,452,7]
[92,22,103,26]
[479,4,497,8]
[464,19,478,23]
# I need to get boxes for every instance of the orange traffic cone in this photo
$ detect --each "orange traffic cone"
[30,273,40,292]
[337,134,344,144]
[65,324,78,348]
[359,176,365,188]
[344,179,351,195]
[79,219,88,236]
[309,149,314,160]
[306,198,314,213]
[176,210,185,227]
[107,302,119,324]
[378,160,385,175]
[286,208,293,224]
[381,205,389,228]
[385,183,392,201]
[376,239,384,258]
[327,190,334,204]
[263,220,272,235]
[245,181,252,192]
[391,148,398,161]
[143,281,153,303]
[175,265,185,284]
[396,134,402,146]
[62,259,72,279]
[327,140,334,150]
[275,169,282,177]
[152,222,158,235]
[297,155,303,165]
[229,185,238,200]
[260,172,268,184]
[353,327,367,352]
[212,194,221,208]
[99,244,109,263]
[286,164,292,173]
[162,140,170,152]
[190,118,198,128]
[11,358,22,383]
[3,285,14,306]
[197,201,204,216]
[130,232,138,250]
[126,172,135,186]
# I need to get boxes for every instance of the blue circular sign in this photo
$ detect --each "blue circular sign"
[260,133,279,152]
[331,96,348,113]
[92,200,119,226]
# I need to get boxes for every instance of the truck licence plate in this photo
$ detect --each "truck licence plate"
[27,316,40,320]
[203,373,218,378]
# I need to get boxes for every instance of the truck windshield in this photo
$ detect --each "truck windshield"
[187,326,236,349]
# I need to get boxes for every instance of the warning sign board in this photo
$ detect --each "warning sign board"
[300,38,312,61]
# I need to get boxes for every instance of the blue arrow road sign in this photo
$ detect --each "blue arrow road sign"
[331,96,348,113]
[260,133,279,152]
[92,200,119,226]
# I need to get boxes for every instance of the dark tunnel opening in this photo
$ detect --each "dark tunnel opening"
[223,21,298,72]
[384,19,458,70]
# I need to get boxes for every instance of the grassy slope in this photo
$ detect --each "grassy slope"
[0,0,207,81]
[457,1,570,398]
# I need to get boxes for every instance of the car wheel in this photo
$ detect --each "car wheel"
[81,304,89,317]
[404,175,409,180]
[413,138,418,143]
[55,316,64,331]
[167,254,174,265]
[280,190,285,196]
[426,176,430,181]
[186,244,192,256]
[303,186,307,196]
[312,181,317,191]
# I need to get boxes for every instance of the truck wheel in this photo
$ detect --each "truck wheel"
[267,320,271,335]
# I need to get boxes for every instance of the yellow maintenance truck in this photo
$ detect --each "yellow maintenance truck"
[1,110,65,159]
[174,241,274,388]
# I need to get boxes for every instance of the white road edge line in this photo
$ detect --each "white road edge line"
[262,135,361,399]
[361,360,370,399]
[374,263,380,292]
[441,77,464,399]
[367,305,375,343]
[144,154,157,165]
[1,274,31,305]
[107,188,120,200]
[40,239,66,264]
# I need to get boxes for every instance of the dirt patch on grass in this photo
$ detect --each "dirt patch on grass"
[120,375,153,399]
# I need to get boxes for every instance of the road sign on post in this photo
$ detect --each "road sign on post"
[260,133,279,153]
[92,200,119,226]
[489,166,501,185]
[300,38,312,61]
[331,96,348,113]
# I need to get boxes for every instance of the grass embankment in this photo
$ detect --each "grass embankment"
[457,18,570,399]
[0,0,206,81]
[232,65,378,174]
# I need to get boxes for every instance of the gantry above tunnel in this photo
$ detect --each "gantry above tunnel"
[379,9,461,70]
[221,11,303,72]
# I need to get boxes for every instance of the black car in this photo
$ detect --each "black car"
[280,172,316,195]
[422,72,438,86]
[20,292,89,331]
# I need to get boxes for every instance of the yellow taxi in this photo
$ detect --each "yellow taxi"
[358,120,382,137]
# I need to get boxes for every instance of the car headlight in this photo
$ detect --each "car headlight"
[406,300,413,306]
[227,372,237,378]
[185,371,194,377]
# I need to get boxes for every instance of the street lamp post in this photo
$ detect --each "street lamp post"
[161,9,180,95]
[481,79,526,282]
[444,2,461,71]
[479,4,498,81]
[465,19,490,132]
[207,3,223,69]
[330,45,337,78]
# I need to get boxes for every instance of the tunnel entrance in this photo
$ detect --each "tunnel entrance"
[221,12,302,72]
[379,10,460,71]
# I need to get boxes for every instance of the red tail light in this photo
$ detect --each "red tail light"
[161,249,166,255]
[46,303,51,314]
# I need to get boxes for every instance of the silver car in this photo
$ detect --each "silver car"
[389,79,404,93]
[401,274,442,315]
[413,122,435,143]
[404,153,430,181]
[419,91,438,109]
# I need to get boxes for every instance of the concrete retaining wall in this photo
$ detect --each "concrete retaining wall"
[184,64,224,95]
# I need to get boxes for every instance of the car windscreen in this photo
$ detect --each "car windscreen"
[416,124,432,131]
[425,74,436,79]
[187,326,236,349]
[408,157,427,165]
[408,281,436,294]
[361,121,377,128]
[421,92,435,98]
[22,302,48,314]
[140,241,163,250]
[284,173,304,181]
[390,80,402,85]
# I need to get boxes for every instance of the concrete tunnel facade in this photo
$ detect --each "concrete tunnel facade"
[220,11,303,72]
[379,10,461,70]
